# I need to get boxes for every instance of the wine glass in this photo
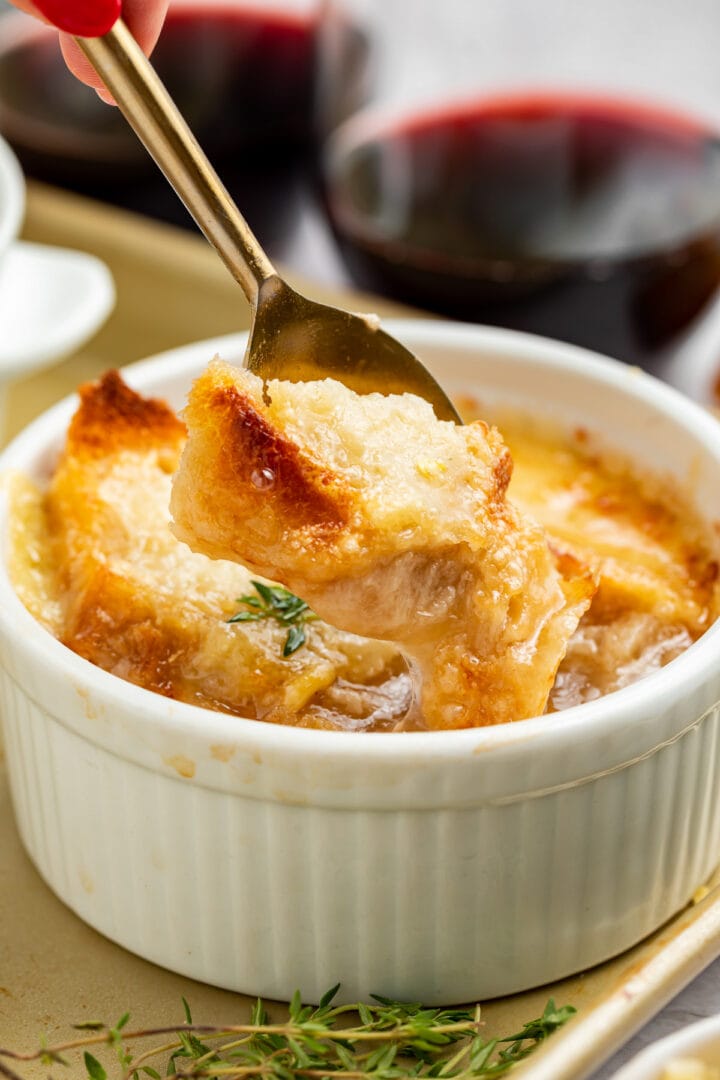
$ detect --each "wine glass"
[320,0,720,370]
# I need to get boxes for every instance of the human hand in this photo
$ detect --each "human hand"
[7,0,170,101]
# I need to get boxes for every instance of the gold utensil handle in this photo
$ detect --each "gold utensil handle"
[76,20,276,304]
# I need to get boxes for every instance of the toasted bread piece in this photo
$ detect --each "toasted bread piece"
[171,361,596,728]
[46,371,405,728]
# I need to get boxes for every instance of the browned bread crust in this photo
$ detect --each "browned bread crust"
[67,369,187,455]
[46,371,405,728]
[172,361,597,728]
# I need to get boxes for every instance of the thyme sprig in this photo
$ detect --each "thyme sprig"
[0,988,575,1080]
[227,582,318,657]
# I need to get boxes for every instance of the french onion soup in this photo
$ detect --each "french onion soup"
[8,364,719,731]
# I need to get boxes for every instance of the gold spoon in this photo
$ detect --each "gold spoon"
[33,3,461,422]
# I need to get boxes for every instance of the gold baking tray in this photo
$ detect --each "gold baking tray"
[2,184,720,1078]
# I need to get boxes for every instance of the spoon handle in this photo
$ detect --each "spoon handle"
[76,20,276,304]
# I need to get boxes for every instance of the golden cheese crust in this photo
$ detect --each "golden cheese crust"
[171,361,597,728]
[44,371,406,729]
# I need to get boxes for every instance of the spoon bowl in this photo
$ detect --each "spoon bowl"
[250,276,459,413]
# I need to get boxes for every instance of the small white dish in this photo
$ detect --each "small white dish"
[613,1015,720,1080]
[0,240,115,379]
[0,131,115,436]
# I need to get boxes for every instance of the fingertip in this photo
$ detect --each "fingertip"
[123,0,171,54]
[56,2,171,104]
[58,34,110,95]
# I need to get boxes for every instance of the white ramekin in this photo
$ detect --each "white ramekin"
[2,321,720,1005]
[612,1015,720,1080]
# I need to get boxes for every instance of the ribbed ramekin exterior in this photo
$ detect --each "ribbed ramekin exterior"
[4,660,720,1005]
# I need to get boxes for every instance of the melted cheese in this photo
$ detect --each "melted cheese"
[472,407,719,710]
[497,411,715,631]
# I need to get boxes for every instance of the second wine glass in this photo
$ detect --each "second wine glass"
[321,0,720,368]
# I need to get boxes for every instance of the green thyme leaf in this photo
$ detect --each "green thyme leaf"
[469,1037,498,1072]
[227,611,264,623]
[84,1052,107,1080]
[283,623,306,656]
[318,982,342,1010]
[227,582,317,658]
[358,1001,374,1026]
[251,996,268,1026]
[251,580,279,607]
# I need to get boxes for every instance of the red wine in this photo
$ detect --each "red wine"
[0,5,319,160]
[154,5,318,148]
[326,94,720,363]
[0,4,367,255]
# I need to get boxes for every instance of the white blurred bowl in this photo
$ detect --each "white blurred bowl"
[0,130,24,257]
[613,1015,720,1080]
[0,130,115,434]
[1,321,720,1004]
